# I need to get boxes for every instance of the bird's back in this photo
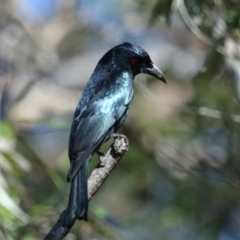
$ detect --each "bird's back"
[67,68,134,181]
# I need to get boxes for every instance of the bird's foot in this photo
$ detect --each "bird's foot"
[96,134,129,168]
[96,151,106,167]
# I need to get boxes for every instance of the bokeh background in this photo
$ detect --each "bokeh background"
[1,0,240,239]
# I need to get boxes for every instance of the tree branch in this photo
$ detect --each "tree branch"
[44,135,129,240]
[176,0,227,56]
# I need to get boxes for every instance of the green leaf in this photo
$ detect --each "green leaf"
[0,122,15,140]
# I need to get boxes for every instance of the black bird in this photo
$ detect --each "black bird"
[66,42,165,223]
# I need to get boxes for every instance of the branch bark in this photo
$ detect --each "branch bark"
[44,135,129,240]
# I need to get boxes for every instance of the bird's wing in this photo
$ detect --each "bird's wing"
[67,80,133,181]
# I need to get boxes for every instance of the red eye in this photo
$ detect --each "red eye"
[131,58,138,65]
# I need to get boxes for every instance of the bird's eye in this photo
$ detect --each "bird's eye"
[131,58,138,66]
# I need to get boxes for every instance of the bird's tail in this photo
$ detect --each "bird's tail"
[66,159,89,222]
[44,160,89,239]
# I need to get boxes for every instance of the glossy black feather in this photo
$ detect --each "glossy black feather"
[68,70,133,181]
[66,160,89,221]
[64,42,165,226]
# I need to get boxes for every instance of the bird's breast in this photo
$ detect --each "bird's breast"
[116,72,133,87]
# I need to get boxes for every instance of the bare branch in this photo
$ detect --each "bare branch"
[44,135,129,240]
[88,135,129,200]
[136,78,240,124]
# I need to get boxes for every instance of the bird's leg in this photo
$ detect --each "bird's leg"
[96,134,129,168]
[96,150,106,167]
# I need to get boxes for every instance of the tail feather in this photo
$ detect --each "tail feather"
[66,159,89,222]
[44,160,89,239]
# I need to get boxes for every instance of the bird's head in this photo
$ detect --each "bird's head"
[100,42,166,83]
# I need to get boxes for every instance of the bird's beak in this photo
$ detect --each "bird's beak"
[143,63,166,83]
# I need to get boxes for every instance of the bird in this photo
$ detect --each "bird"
[66,42,166,224]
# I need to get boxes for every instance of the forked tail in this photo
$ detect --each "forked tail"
[66,160,89,221]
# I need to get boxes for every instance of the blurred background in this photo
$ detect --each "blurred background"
[0,0,240,239]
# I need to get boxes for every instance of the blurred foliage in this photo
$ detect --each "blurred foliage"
[149,0,173,24]
[1,0,240,239]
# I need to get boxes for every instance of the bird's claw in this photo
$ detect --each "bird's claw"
[96,151,106,167]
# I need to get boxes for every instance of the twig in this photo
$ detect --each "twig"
[136,78,240,124]
[175,0,227,56]
[88,135,129,200]
[44,135,129,240]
